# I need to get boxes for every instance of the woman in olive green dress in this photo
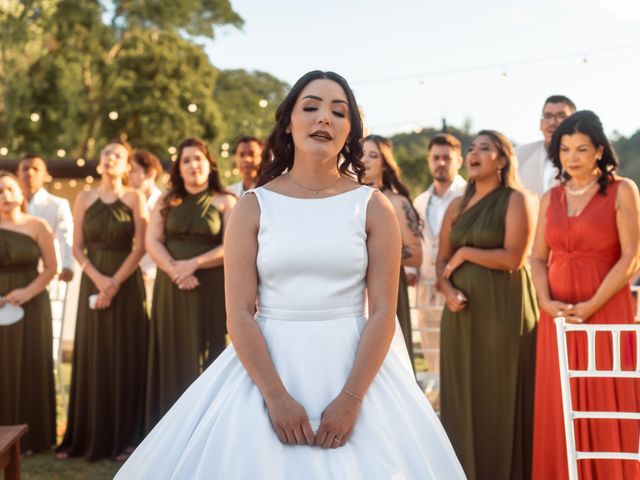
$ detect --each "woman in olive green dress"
[437,131,538,480]
[145,137,236,430]
[362,135,422,370]
[0,171,57,453]
[58,141,148,461]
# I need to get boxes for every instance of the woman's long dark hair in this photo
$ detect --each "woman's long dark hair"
[257,70,366,186]
[363,134,422,226]
[548,110,617,195]
[161,137,231,217]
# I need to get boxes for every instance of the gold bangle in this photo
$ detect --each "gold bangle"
[342,389,363,403]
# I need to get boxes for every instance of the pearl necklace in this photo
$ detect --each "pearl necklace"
[287,173,341,196]
[565,179,598,196]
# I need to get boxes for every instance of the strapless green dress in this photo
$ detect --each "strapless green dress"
[0,228,55,452]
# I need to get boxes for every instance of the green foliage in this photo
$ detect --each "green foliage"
[390,127,473,197]
[212,69,289,178]
[614,131,640,187]
[0,0,60,144]
[103,30,222,156]
[0,0,242,160]
[112,0,243,38]
[213,69,288,144]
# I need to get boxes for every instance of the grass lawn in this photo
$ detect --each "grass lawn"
[21,363,121,479]
[23,452,120,480]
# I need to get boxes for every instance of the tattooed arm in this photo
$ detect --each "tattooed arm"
[388,193,423,268]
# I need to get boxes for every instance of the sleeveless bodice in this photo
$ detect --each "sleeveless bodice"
[546,181,621,272]
[545,181,622,303]
[251,186,373,312]
[83,198,134,252]
[164,190,223,260]
[0,228,40,273]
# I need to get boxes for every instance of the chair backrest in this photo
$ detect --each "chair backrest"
[554,317,640,480]
[632,285,640,322]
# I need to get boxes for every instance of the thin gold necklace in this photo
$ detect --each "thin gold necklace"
[287,173,341,196]
[565,178,598,196]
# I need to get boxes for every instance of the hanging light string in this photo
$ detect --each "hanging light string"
[351,42,640,86]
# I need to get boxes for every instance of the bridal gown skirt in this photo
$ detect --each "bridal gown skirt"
[115,305,465,479]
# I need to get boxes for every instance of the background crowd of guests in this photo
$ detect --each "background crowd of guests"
[1,94,639,480]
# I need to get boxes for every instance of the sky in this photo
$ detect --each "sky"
[203,0,640,145]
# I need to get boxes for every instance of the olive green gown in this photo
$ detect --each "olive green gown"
[397,269,415,372]
[145,190,226,431]
[0,228,55,452]
[440,187,538,480]
[58,198,148,461]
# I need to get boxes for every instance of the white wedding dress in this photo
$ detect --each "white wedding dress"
[115,185,465,479]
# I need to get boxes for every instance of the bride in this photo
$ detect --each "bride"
[115,70,464,479]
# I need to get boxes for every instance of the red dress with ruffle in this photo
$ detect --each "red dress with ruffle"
[532,181,640,480]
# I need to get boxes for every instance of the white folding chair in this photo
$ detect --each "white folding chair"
[48,276,69,412]
[409,279,444,410]
[555,317,640,480]
[631,286,640,322]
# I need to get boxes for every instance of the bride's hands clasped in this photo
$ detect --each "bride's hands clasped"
[266,393,315,446]
[266,390,362,448]
[315,391,362,449]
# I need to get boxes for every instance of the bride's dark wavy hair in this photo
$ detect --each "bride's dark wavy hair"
[256,70,366,186]
[548,110,617,195]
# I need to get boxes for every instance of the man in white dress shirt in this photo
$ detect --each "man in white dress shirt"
[17,155,74,282]
[516,95,576,198]
[129,150,164,297]
[407,134,466,407]
[227,136,263,197]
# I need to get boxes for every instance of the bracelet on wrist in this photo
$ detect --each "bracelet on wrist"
[342,389,363,403]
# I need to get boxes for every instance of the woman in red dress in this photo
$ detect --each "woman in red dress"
[531,110,640,480]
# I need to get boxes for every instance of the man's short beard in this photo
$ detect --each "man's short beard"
[433,174,451,183]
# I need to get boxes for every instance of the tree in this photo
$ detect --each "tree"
[0,0,60,149]
[213,69,289,143]
[102,30,223,156]
[212,69,289,179]
[0,0,242,160]
[391,127,473,197]
[614,131,640,187]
